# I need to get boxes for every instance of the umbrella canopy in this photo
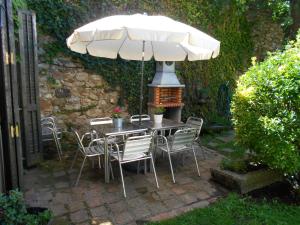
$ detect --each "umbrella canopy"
[67,14,220,61]
[67,14,220,121]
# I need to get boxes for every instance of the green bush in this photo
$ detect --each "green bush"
[231,31,300,175]
[0,189,52,225]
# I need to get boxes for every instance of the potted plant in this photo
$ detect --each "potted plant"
[0,189,53,225]
[112,106,123,128]
[153,107,165,124]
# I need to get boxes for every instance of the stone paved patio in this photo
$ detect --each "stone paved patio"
[24,145,228,225]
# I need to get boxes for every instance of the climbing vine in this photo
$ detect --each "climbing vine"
[25,0,283,124]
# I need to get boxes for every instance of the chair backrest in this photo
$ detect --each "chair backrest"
[186,117,203,138]
[129,114,150,123]
[171,128,198,151]
[90,117,113,126]
[122,135,152,161]
[72,129,86,154]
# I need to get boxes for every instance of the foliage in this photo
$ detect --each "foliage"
[26,0,290,123]
[148,193,300,225]
[235,0,291,28]
[153,107,165,115]
[164,0,253,123]
[0,189,52,225]
[231,31,300,175]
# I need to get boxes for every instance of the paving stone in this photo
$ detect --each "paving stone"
[53,170,66,178]
[180,193,198,205]
[156,189,174,200]
[85,197,102,208]
[130,205,151,219]
[170,186,186,195]
[68,201,85,212]
[53,192,72,204]
[70,209,89,224]
[90,205,109,218]
[197,191,211,200]
[55,181,69,189]
[49,204,68,217]
[163,198,185,209]
[175,176,194,185]
[114,211,134,225]
[108,201,128,213]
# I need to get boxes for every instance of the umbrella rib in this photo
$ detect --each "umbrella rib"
[116,29,128,57]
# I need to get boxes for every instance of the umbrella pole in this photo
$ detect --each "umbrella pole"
[139,40,145,125]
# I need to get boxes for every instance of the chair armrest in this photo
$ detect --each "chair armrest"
[81,132,93,142]
[88,138,105,148]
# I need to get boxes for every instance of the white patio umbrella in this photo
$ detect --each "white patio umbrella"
[67,14,220,121]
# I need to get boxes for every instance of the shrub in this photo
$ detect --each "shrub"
[231,30,300,175]
[0,189,52,225]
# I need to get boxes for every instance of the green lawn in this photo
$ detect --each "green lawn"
[148,194,300,225]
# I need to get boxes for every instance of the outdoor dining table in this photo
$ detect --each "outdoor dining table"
[94,118,187,183]
[93,122,148,183]
[132,118,186,132]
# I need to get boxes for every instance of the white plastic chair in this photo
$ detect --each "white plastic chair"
[156,128,200,183]
[129,114,150,123]
[110,134,159,197]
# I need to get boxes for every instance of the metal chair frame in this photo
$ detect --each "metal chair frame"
[155,127,200,183]
[41,117,63,160]
[186,117,205,159]
[70,129,107,186]
[110,134,159,197]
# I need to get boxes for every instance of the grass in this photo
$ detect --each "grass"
[148,194,300,225]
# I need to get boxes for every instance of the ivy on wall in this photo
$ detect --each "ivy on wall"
[25,0,277,124]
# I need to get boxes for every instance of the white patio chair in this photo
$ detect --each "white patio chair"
[186,117,205,159]
[70,129,107,186]
[90,117,113,126]
[110,134,159,197]
[155,128,200,183]
[129,114,151,123]
[41,116,63,160]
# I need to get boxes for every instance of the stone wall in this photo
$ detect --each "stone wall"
[39,54,127,131]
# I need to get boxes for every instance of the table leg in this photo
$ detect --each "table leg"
[104,137,110,183]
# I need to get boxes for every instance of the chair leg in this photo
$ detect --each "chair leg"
[167,151,176,183]
[70,150,79,171]
[98,156,101,169]
[137,161,140,174]
[110,160,114,180]
[118,162,126,197]
[144,159,147,174]
[192,146,201,177]
[75,156,87,186]
[53,134,62,160]
[150,155,159,189]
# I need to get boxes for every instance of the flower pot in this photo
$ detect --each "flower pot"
[154,114,163,124]
[113,118,123,128]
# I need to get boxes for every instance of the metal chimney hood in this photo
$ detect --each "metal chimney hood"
[148,62,185,87]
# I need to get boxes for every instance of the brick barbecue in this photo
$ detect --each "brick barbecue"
[148,61,185,122]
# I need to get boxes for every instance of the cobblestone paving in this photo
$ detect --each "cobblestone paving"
[24,146,227,225]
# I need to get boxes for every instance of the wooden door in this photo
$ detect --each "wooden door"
[0,0,23,191]
[18,10,42,167]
